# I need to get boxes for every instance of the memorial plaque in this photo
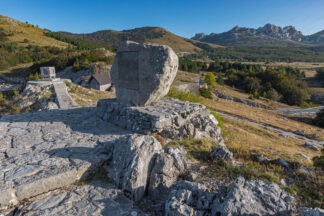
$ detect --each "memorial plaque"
[118,51,139,90]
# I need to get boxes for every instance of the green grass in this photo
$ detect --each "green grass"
[167,87,201,103]
[75,167,108,186]
[203,161,283,184]
[167,138,217,161]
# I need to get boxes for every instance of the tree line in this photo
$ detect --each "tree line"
[180,59,310,106]
[187,46,324,62]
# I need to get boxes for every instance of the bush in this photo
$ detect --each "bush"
[313,148,324,169]
[316,67,324,82]
[167,87,201,103]
[266,88,281,101]
[314,108,324,127]
[26,72,40,81]
[211,112,224,128]
[199,87,212,99]
[204,72,216,87]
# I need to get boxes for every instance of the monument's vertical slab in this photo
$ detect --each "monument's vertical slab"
[111,41,178,106]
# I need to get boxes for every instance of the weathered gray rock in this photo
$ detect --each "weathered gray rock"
[165,181,206,216]
[303,142,319,151]
[295,153,311,161]
[106,134,162,202]
[164,177,293,216]
[210,144,234,162]
[253,153,291,170]
[97,97,223,141]
[9,181,146,216]
[211,177,293,216]
[148,146,188,201]
[298,207,324,216]
[0,107,130,210]
[111,40,178,106]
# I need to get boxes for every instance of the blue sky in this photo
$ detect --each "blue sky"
[1,0,324,38]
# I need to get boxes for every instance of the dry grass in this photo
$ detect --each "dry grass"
[67,82,115,106]
[0,63,33,75]
[203,97,324,141]
[173,70,324,141]
[0,15,68,48]
[222,116,321,163]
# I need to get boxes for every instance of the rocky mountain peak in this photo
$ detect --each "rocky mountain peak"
[192,23,324,46]
[192,33,206,41]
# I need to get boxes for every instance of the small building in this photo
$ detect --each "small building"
[79,75,91,87]
[89,73,111,91]
[40,67,56,80]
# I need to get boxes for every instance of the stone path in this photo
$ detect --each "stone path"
[53,80,76,109]
[0,107,145,215]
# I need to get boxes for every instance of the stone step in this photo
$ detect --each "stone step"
[52,81,76,109]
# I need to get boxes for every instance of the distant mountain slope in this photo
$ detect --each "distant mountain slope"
[192,24,324,46]
[0,15,68,48]
[59,27,222,54]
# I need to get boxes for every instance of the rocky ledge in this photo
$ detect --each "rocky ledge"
[0,106,322,215]
[96,97,223,141]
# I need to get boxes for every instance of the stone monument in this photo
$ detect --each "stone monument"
[40,67,56,80]
[111,40,178,106]
[97,41,222,141]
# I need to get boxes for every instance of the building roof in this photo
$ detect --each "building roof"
[81,75,91,81]
[91,74,111,85]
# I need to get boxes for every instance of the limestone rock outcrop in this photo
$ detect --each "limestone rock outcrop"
[148,146,188,201]
[106,134,162,202]
[111,40,178,106]
[211,177,293,216]
[165,177,294,216]
[97,97,223,141]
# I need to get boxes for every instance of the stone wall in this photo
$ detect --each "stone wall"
[96,97,223,141]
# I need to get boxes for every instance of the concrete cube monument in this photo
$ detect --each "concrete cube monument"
[111,41,178,106]
[40,67,56,80]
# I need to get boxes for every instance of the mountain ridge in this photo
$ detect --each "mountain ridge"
[59,27,223,54]
[192,24,324,46]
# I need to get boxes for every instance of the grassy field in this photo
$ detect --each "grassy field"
[0,15,68,48]
[66,82,115,106]
[172,70,324,160]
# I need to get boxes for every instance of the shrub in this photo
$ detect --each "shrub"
[313,148,324,169]
[26,72,40,81]
[167,87,201,103]
[204,72,216,87]
[216,76,224,85]
[316,67,324,82]
[314,108,324,127]
[211,112,224,128]
[199,87,212,99]
[266,88,281,101]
